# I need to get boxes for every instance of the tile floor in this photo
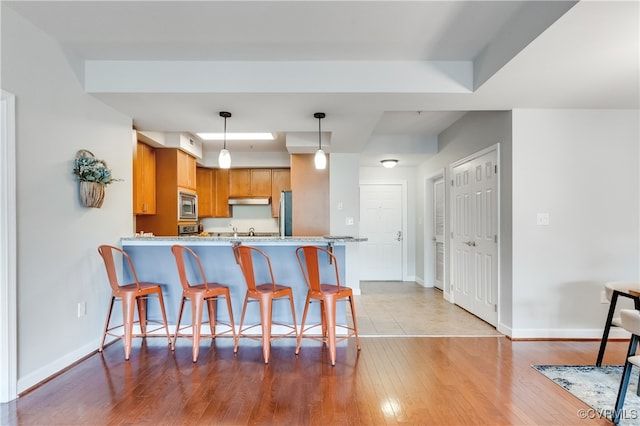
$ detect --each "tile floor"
[353,281,502,336]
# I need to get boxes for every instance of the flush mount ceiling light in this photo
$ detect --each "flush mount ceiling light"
[196,132,275,141]
[314,112,327,170]
[381,159,398,168]
[218,111,232,169]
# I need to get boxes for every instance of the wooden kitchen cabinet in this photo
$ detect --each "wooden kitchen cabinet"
[229,168,272,197]
[136,148,198,236]
[133,141,156,215]
[196,167,213,218]
[213,169,230,217]
[196,168,230,218]
[177,149,196,190]
[271,168,291,217]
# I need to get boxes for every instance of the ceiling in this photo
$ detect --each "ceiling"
[5,0,639,167]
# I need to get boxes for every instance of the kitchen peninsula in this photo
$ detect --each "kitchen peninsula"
[121,235,365,328]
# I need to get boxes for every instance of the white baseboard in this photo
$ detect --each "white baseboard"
[17,339,100,395]
[508,327,630,340]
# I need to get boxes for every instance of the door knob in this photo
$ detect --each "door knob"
[396,231,403,241]
[464,241,476,247]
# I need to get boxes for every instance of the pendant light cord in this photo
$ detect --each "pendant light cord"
[318,115,322,150]
[223,116,227,150]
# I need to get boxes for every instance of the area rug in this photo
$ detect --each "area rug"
[533,365,640,425]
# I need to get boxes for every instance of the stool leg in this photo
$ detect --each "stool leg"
[224,289,237,340]
[99,297,115,352]
[136,296,147,336]
[296,293,311,355]
[191,294,204,362]
[258,295,273,364]
[173,297,186,351]
[348,295,361,351]
[122,293,136,361]
[597,291,619,366]
[234,294,249,354]
[324,295,338,366]
[287,290,297,338]
[206,297,217,337]
[156,290,171,347]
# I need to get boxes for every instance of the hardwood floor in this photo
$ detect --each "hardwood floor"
[0,282,628,425]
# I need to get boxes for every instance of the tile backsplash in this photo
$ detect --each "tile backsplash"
[200,205,279,234]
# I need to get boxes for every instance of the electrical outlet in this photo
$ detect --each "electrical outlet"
[77,301,87,317]
[346,217,354,225]
[536,213,550,226]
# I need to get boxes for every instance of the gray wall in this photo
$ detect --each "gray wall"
[510,109,639,338]
[2,6,133,391]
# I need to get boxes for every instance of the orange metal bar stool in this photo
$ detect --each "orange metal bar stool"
[97,245,171,360]
[295,245,361,366]
[171,245,236,362]
[233,245,297,364]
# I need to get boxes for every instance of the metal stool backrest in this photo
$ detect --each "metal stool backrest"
[98,245,141,291]
[234,245,277,292]
[295,245,341,292]
[171,245,210,290]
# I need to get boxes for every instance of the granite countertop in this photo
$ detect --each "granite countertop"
[121,235,367,246]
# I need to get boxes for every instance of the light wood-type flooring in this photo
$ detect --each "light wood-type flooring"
[0,281,628,425]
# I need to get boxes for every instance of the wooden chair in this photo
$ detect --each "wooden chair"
[233,245,297,364]
[613,309,640,424]
[97,245,171,360]
[295,245,361,366]
[171,245,236,362]
[596,281,640,366]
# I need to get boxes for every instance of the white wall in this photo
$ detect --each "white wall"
[511,109,639,338]
[2,6,133,392]
[330,154,362,293]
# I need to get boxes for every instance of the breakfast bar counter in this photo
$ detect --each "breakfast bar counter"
[120,236,365,329]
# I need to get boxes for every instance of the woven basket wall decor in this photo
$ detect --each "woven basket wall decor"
[75,149,106,208]
[80,181,105,208]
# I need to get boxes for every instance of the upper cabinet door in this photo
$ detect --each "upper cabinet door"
[249,169,272,196]
[228,168,272,197]
[229,169,251,197]
[271,169,291,217]
[177,150,196,190]
[213,169,230,217]
[133,141,156,215]
[196,167,213,218]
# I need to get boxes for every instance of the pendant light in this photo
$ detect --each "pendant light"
[218,111,232,169]
[314,112,326,170]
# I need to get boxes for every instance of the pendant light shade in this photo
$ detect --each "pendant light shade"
[218,148,231,169]
[314,148,327,169]
[314,112,326,170]
[218,111,232,169]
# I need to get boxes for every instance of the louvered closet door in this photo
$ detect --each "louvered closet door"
[433,178,445,290]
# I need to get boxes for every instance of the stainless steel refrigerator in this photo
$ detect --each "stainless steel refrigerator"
[279,190,292,237]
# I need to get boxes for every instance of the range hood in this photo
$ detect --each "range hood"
[228,197,271,205]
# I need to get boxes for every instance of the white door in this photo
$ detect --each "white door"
[360,184,403,281]
[451,149,498,326]
[433,178,445,290]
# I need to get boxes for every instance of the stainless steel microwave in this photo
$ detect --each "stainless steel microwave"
[178,191,197,221]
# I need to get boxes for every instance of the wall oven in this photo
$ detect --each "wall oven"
[178,191,197,221]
